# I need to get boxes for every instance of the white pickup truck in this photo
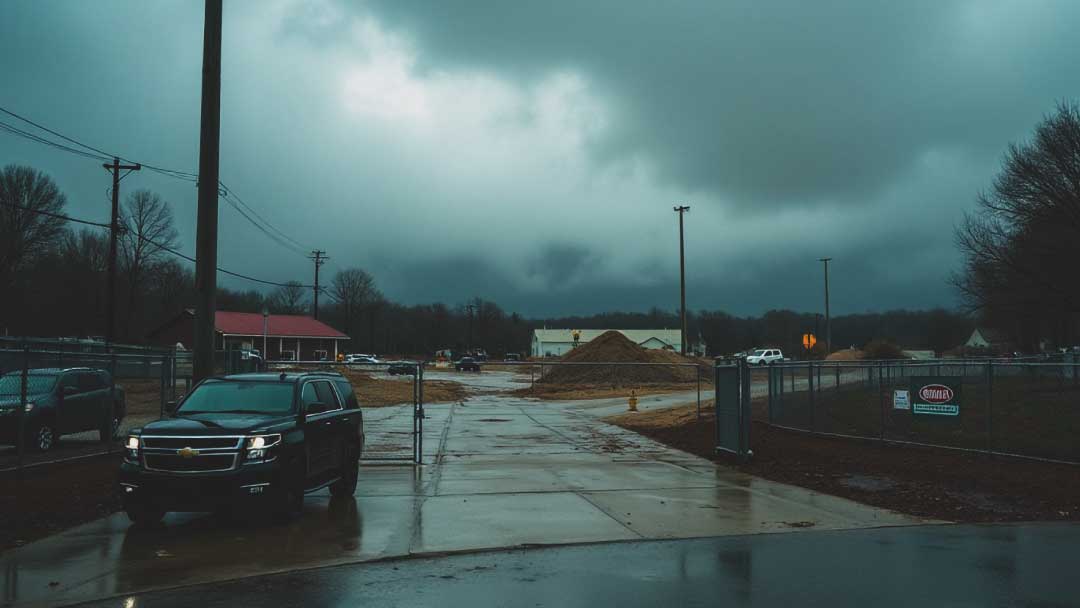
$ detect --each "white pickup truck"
[744,348,785,365]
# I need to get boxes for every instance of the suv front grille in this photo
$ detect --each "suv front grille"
[144,453,237,473]
[142,436,243,450]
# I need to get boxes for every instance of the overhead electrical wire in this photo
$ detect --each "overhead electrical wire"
[0,104,311,256]
[0,200,311,289]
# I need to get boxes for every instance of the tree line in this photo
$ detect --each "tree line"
[15,93,1080,363]
[953,102,1080,351]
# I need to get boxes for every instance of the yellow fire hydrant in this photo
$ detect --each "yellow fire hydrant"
[628,389,638,412]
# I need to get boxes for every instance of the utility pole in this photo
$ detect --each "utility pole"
[674,205,690,356]
[465,303,476,354]
[310,250,327,319]
[103,157,140,346]
[192,0,223,383]
[820,257,832,355]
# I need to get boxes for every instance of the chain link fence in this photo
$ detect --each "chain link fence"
[0,346,182,470]
[764,356,1080,463]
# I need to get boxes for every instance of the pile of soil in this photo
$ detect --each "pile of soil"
[608,405,1080,523]
[539,331,701,386]
[826,349,864,361]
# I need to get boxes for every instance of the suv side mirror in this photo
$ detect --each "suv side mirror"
[164,401,177,415]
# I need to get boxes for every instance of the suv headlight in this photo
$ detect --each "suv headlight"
[124,435,140,463]
[244,434,281,462]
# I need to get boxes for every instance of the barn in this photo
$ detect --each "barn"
[148,309,349,361]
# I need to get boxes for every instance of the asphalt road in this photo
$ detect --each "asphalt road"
[75,523,1077,608]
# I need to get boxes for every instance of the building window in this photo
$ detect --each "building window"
[314,350,328,361]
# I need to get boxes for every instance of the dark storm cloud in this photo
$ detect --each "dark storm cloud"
[2,1,1079,317]
[355,0,1080,208]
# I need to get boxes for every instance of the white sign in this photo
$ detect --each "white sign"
[893,390,911,410]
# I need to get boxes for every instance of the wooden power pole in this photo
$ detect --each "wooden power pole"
[820,257,832,355]
[193,0,223,383]
[103,157,140,346]
[674,205,690,355]
[310,250,327,320]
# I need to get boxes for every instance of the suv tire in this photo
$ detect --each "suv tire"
[273,460,305,522]
[100,412,121,442]
[330,452,359,497]
[30,422,56,452]
[125,504,165,526]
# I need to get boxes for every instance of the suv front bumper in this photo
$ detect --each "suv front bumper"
[118,459,286,512]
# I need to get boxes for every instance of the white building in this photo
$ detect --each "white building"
[531,329,687,358]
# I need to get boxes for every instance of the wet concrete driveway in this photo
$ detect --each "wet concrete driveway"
[2,393,925,606]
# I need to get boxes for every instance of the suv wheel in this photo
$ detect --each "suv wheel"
[273,461,305,522]
[101,414,121,442]
[330,452,359,497]
[31,423,56,452]
[125,504,165,526]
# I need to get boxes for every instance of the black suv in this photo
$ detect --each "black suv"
[455,357,481,372]
[386,361,417,376]
[0,368,126,452]
[119,371,364,524]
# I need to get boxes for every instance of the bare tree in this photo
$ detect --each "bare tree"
[119,190,178,338]
[0,165,67,290]
[953,102,1080,347]
[329,268,380,341]
[270,280,308,314]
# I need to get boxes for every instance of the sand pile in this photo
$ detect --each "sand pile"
[539,330,702,386]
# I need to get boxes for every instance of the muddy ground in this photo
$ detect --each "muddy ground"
[608,404,1080,523]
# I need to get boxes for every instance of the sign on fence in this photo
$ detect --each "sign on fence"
[892,389,910,410]
[910,377,961,416]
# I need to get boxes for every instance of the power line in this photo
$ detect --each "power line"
[0,199,310,289]
[0,104,308,256]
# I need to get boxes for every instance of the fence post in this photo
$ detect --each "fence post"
[107,350,117,450]
[835,364,840,391]
[808,360,815,432]
[416,362,425,465]
[986,361,993,456]
[160,354,168,419]
[696,365,702,420]
[879,361,885,441]
[767,363,774,423]
[17,347,29,471]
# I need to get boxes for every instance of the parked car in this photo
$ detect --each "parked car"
[0,367,126,452]
[744,349,785,366]
[387,361,417,376]
[504,353,522,362]
[455,357,481,372]
[118,370,364,524]
[345,354,379,364]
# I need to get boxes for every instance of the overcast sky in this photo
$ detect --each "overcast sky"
[2,1,1078,318]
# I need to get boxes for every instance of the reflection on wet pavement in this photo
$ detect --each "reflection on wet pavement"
[1,392,926,607]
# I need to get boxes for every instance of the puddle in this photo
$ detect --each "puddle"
[838,474,898,492]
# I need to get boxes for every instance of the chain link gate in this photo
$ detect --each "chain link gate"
[714,358,751,461]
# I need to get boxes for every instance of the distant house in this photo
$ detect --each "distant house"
[901,350,936,360]
[148,309,349,361]
[531,329,700,358]
[964,328,1012,353]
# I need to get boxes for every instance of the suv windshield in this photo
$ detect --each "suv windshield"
[0,372,58,395]
[177,380,295,415]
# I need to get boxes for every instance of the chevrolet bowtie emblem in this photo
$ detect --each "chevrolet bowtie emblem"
[177,447,199,458]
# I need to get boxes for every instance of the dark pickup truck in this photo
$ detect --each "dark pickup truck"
[119,371,364,524]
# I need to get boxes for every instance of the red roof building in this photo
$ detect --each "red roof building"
[148,309,349,361]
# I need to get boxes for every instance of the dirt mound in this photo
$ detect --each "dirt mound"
[539,330,701,386]
[826,349,864,361]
